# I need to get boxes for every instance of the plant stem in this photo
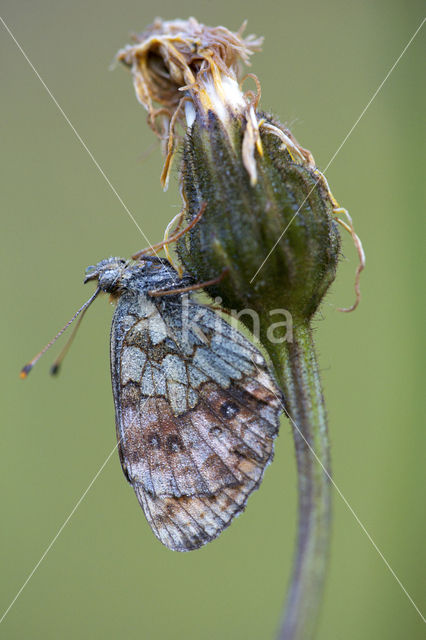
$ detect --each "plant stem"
[267,321,332,640]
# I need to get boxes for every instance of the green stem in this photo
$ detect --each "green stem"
[267,321,332,640]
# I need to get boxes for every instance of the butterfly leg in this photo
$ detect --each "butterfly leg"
[148,268,229,298]
[132,202,207,261]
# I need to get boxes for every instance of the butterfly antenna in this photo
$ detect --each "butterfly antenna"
[20,288,101,379]
[49,302,90,376]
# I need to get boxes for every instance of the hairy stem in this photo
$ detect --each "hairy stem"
[267,321,332,640]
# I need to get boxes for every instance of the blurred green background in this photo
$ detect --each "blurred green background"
[1,1,425,638]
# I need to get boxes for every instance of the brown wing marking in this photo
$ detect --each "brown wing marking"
[134,476,260,551]
[130,375,280,551]
[120,393,242,497]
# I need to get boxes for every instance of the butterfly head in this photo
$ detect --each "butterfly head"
[84,257,128,293]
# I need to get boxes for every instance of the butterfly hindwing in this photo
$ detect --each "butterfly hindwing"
[109,270,282,551]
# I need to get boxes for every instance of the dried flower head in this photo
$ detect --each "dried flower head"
[118,17,264,187]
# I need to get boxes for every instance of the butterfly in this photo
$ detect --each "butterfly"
[23,255,283,551]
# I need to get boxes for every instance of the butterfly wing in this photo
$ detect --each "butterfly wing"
[111,293,283,551]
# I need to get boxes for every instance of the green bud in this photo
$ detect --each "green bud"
[177,112,341,325]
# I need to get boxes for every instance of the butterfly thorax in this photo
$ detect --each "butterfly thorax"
[84,256,193,299]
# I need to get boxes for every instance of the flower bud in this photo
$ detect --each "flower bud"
[177,112,341,323]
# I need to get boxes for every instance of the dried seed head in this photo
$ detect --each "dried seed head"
[118,17,263,187]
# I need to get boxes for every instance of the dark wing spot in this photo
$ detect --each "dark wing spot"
[166,434,185,453]
[166,503,175,516]
[147,431,162,448]
[220,401,239,419]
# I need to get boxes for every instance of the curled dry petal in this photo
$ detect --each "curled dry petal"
[117,17,264,187]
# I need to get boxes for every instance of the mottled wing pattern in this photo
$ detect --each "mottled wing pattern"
[111,291,282,551]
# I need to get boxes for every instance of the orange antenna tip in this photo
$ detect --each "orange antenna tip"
[20,364,32,379]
